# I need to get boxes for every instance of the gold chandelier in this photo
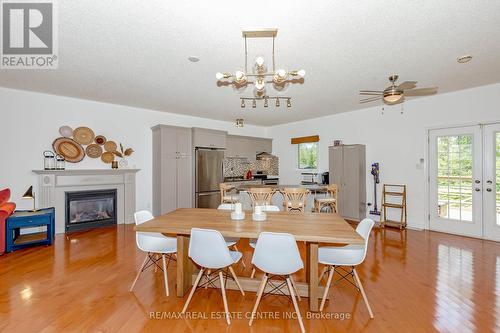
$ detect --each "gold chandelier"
[216,29,305,107]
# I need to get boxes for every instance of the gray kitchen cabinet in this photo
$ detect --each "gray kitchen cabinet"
[329,144,366,221]
[192,128,227,149]
[152,125,193,216]
[226,135,272,161]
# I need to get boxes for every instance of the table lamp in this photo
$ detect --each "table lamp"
[22,186,37,211]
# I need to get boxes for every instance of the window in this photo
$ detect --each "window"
[298,142,318,169]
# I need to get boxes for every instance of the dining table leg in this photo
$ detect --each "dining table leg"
[307,242,319,312]
[176,235,193,297]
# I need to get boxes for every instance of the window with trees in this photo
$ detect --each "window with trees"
[298,142,318,169]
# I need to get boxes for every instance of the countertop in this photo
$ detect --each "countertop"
[235,184,327,193]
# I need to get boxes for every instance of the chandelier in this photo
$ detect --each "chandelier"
[215,29,305,108]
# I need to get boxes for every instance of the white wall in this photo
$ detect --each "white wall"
[0,87,268,211]
[268,83,500,228]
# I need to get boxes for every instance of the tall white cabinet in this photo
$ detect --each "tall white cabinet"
[329,144,366,221]
[152,125,193,216]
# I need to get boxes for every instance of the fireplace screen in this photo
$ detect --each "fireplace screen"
[65,189,117,232]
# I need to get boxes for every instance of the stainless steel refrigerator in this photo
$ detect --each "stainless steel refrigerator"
[195,148,225,208]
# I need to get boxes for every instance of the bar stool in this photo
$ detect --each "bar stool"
[249,232,305,333]
[247,187,274,207]
[314,184,338,213]
[318,218,375,318]
[220,183,239,204]
[181,228,245,325]
[282,188,310,212]
[130,210,177,296]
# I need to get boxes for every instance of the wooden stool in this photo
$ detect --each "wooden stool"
[220,183,239,204]
[281,188,310,212]
[314,184,338,213]
[247,187,275,207]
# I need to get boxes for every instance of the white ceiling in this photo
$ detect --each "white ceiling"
[1,0,499,126]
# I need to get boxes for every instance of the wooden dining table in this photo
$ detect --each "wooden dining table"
[134,208,364,312]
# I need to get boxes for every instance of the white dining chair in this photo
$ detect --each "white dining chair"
[318,218,375,318]
[248,205,280,279]
[130,210,177,296]
[181,228,245,325]
[217,204,246,268]
[249,232,305,333]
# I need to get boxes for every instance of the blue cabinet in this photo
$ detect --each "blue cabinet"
[5,207,55,252]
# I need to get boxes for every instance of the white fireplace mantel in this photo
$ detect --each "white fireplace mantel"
[33,169,140,233]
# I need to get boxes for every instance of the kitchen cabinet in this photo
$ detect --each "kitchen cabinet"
[192,128,227,149]
[226,135,272,161]
[152,125,193,215]
[329,144,366,221]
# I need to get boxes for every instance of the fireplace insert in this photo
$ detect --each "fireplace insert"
[65,189,117,232]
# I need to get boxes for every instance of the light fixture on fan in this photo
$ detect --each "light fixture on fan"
[215,29,305,107]
[235,119,244,127]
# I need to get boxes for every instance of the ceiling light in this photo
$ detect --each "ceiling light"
[457,55,473,63]
[188,56,200,62]
[273,69,288,84]
[236,119,244,127]
[234,71,247,85]
[383,91,403,103]
[264,97,268,107]
[276,98,280,107]
[241,99,245,108]
[254,77,266,91]
[290,69,306,78]
[252,99,257,108]
[287,98,291,107]
[216,72,231,81]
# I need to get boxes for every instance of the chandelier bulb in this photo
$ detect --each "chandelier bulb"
[252,99,257,108]
[216,72,224,81]
[276,98,280,107]
[297,69,306,78]
[264,98,268,108]
[234,71,247,85]
[287,98,291,108]
[241,99,245,108]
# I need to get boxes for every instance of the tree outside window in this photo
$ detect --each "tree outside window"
[298,142,318,169]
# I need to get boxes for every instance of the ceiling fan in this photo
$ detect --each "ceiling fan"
[359,75,438,105]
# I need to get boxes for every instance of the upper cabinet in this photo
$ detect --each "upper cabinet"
[226,135,272,161]
[192,128,227,149]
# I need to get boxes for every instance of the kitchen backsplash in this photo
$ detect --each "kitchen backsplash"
[223,157,279,178]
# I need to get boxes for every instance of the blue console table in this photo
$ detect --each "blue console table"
[5,207,55,253]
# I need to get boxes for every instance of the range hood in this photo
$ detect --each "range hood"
[256,152,277,160]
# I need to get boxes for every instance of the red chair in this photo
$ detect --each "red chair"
[0,188,16,255]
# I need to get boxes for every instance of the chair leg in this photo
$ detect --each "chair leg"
[130,253,149,292]
[162,254,169,297]
[289,275,301,301]
[353,268,374,319]
[182,268,204,314]
[229,266,245,296]
[319,266,328,282]
[205,270,211,289]
[320,266,335,311]
[154,254,159,272]
[219,271,231,325]
[286,277,305,333]
[249,274,268,326]
[233,245,247,268]
[250,267,256,279]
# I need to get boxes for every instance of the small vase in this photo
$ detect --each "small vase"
[119,158,128,168]
[111,161,118,169]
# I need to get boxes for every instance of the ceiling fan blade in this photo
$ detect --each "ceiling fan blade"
[405,87,438,96]
[360,96,382,103]
[359,92,383,96]
[397,81,417,90]
[359,90,384,93]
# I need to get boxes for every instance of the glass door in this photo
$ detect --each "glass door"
[483,123,500,241]
[429,126,483,237]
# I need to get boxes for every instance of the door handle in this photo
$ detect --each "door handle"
[486,180,493,184]
[474,179,480,184]
[486,188,492,192]
[474,188,481,192]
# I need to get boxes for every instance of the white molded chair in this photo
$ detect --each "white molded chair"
[249,232,305,333]
[130,210,177,296]
[181,228,245,325]
[318,218,375,318]
[248,205,281,279]
[217,204,246,268]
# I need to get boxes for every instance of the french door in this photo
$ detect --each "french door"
[429,123,500,240]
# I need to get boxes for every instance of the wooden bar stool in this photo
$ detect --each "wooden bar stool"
[220,183,239,204]
[247,187,274,207]
[314,184,338,213]
[281,188,310,212]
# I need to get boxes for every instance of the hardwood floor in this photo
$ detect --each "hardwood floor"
[1,224,499,332]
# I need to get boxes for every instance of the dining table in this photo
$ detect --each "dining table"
[134,208,364,312]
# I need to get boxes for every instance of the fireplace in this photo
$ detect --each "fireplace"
[65,189,117,232]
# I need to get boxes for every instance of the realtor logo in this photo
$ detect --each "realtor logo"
[1,0,58,69]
